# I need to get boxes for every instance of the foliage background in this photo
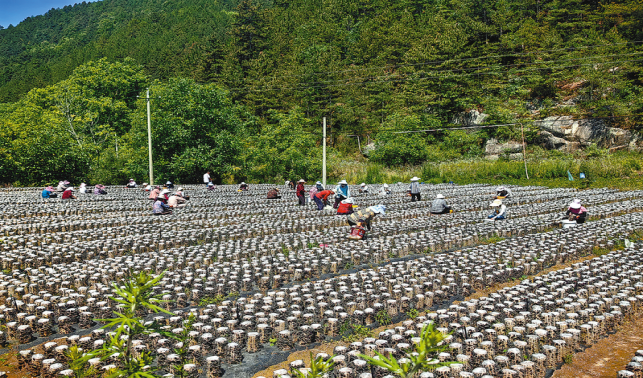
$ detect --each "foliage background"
[0,0,642,185]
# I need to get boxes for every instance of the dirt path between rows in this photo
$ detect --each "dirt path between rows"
[552,318,643,378]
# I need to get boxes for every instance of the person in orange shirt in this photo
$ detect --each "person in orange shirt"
[314,189,335,210]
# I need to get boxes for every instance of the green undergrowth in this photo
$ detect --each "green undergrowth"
[333,150,643,191]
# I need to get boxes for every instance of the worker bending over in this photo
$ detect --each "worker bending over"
[359,183,368,193]
[430,194,452,214]
[337,198,355,215]
[494,186,512,199]
[62,187,77,200]
[347,205,386,231]
[267,188,281,199]
[566,199,587,224]
[153,194,172,215]
[379,184,391,196]
[314,189,334,210]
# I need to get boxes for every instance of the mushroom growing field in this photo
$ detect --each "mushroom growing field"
[0,183,642,378]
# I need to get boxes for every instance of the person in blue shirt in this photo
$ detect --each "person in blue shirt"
[42,186,56,198]
[333,180,351,208]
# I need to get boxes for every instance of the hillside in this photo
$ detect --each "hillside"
[0,0,643,186]
[0,0,239,102]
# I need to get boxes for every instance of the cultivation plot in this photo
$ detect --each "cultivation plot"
[0,183,642,378]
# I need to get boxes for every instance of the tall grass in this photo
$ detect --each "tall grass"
[331,151,642,188]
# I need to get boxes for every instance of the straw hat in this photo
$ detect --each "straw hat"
[177,187,184,191]
[298,179,306,183]
[160,189,170,195]
[436,194,445,199]
[569,201,581,209]
[490,199,502,207]
[360,183,366,186]
[411,177,420,182]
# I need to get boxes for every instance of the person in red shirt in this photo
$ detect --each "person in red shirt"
[314,189,334,210]
[62,187,76,199]
[337,197,355,215]
[296,179,307,206]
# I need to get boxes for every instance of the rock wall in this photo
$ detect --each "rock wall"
[537,116,636,152]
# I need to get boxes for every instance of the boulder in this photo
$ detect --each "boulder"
[485,139,523,155]
[452,110,488,126]
[538,116,633,149]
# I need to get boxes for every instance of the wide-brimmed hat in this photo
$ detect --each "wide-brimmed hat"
[142,182,148,186]
[67,187,75,191]
[490,199,502,207]
[298,179,306,183]
[208,182,214,186]
[63,180,70,185]
[166,181,172,185]
[383,183,389,188]
[339,180,348,185]
[497,186,506,191]
[177,187,184,191]
[411,177,420,181]
[241,182,246,185]
[436,194,445,199]
[370,204,386,215]
[129,179,134,181]
[95,184,101,188]
[45,186,54,191]
[316,181,322,185]
[360,183,366,186]
[569,201,581,209]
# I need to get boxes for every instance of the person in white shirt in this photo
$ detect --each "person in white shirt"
[488,199,507,220]
[203,171,211,186]
[359,183,369,193]
[379,184,391,196]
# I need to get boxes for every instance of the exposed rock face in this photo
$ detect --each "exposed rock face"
[485,139,524,159]
[452,110,488,126]
[537,116,634,151]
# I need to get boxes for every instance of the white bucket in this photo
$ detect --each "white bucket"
[562,220,577,229]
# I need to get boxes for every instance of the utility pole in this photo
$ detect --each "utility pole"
[146,88,154,185]
[323,117,327,188]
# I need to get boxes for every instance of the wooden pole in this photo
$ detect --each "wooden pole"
[521,123,529,179]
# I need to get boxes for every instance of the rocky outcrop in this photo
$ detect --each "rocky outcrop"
[452,110,488,126]
[484,139,524,160]
[537,116,634,151]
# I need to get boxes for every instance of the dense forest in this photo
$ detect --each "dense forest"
[0,0,642,185]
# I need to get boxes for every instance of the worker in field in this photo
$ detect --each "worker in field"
[267,188,281,199]
[296,179,307,206]
[153,193,172,215]
[62,187,77,200]
[56,180,70,192]
[126,179,137,188]
[408,177,421,202]
[347,205,386,240]
[175,187,189,200]
[314,189,335,210]
[430,194,452,214]
[42,186,57,198]
[566,199,588,224]
[359,183,369,193]
[337,197,355,215]
[93,184,107,195]
[149,186,161,200]
[494,186,512,199]
[334,180,351,208]
[487,199,507,221]
[79,183,88,194]
[379,183,391,196]
[239,182,249,191]
[168,192,187,208]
